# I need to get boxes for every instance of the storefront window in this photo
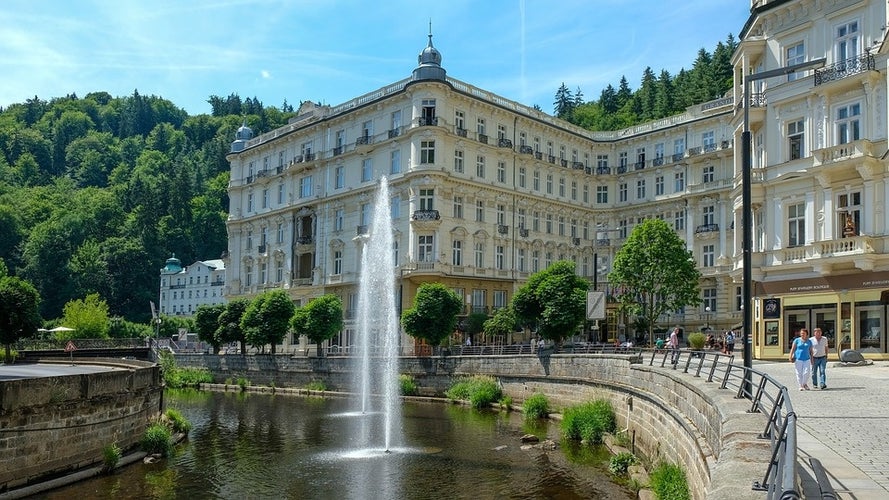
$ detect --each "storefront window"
[855,301,884,353]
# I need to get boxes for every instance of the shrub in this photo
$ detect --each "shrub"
[609,451,637,475]
[141,423,173,457]
[165,408,191,434]
[498,394,513,410]
[2,349,18,364]
[102,442,121,472]
[158,350,213,388]
[399,374,418,396]
[236,377,250,391]
[522,392,550,419]
[687,332,706,350]
[649,462,690,500]
[305,380,327,391]
[561,399,617,444]
[445,375,502,409]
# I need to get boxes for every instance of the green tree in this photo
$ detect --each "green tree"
[483,306,518,342]
[553,83,575,119]
[513,261,589,344]
[61,292,110,339]
[217,298,249,354]
[241,289,295,354]
[291,294,344,357]
[401,283,462,348]
[0,275,41,361]
[608,219,701,345]
[194,303,226,353]
[463,312,488,344]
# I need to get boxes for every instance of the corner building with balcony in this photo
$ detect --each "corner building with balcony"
[225,3,889,360]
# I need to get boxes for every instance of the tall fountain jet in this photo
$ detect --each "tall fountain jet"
[354,176,401,453]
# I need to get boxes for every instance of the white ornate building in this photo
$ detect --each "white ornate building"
[224,0,889,359]
[159,255,226,317]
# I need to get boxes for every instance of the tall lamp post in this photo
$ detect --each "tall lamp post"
[741,58,825,394]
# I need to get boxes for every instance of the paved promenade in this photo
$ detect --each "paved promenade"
[755,359,889,499]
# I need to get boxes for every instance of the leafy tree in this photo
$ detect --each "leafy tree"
[0,275,41,361]
[513,261,589,344]
[483,307,518,342]
[401,283,462,347]
[216,298,250,353]
[291,294,344,357]
[61,292,110,339]
[608,219,701,345]
[194,303,226,353]
[242,289,295,354]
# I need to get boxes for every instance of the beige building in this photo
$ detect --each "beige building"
[225,0,889,360]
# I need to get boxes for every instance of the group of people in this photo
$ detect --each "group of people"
[789,327,830,391]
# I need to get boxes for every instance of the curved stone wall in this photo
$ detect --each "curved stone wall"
[175,352,771,499]
[0,359,164,492]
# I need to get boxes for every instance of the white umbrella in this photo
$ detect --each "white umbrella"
[49,326,75,332]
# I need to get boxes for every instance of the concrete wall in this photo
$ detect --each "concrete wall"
[0,359,164,492]
[176,352,771,499]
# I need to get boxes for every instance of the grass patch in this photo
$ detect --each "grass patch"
[399,374,418,396]
[158,350,213,388]
[609,451,637,475]
[522,392,550,419]
[141,423,173,457]
[236,377,250,391]
[561,399,617,444]
[305,380,327,392]
[164,408,191,434]
[498,394,513,410]
[445,375,502,409]
[102,442,121,473]
[649,461,690,500]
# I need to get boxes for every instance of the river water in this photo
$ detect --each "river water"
[38,390,634,499]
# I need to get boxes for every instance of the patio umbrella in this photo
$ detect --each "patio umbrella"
[48,326,75,332]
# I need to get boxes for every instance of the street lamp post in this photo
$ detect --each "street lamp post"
[704,306,711,331]
[741,58,825,395]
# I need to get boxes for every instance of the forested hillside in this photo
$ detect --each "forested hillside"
[0,91,293,322]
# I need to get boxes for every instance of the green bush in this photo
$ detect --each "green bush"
[305,380,327,391]
[522,392,550,419]
[687,332,706,350]
[158,350,212,388]
[399,374,418,396]
[236,377,250,391]
[165,408,191,434]
[498,394,513,410]
[445,375,502,409]
[561,399,617,444]
[141,423,173,457]
[2,349,18,364]
[649,462,690,500]
[102,442,121,472]
[609,451,637,475]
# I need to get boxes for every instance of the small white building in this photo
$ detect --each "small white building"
[159,255,227,317]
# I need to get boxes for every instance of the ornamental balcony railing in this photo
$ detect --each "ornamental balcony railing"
[355,135,371,146]
[596,166,611,175]
[497,138,513,148]
[477,133,488,144]
[572,161,585,170]
[534,152,543,160]
[814,53,876,86]
[419,116,438,126]
[456,127,468,138]
[695,223,719,234]
[497,224,509,235]
[519,145,534,154]
[388,128,401,139]
[412,210,441,221]
[296,236,313,245]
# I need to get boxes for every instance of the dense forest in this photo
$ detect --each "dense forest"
[0,35,736,326]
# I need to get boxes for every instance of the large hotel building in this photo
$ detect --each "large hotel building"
[223,0,888,360]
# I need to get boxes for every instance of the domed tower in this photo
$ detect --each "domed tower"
[162,254,183,274]
[230,119,254,153]
[412,24,447,82]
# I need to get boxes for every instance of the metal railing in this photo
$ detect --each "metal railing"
[648,348,800,499]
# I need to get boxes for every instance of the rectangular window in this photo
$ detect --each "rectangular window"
[247,193,254,212]
[362,158,373,182]
[453,196,463,219]
[533,170,540,191]
[674,211,685,231]
[495,245,505,270]
[582,184,589,203]
[517,208,526,229]
[497,161,506,183]
[619,183,628,203]
[360,203,371,226]
[361,120,373,140]
[532,211,540,232]
[702,244,715,267]
[276,223,284,243]
[596,186,608,204]
[836,103,861,144]
[788,202,805,247]
[260,262,267,284]
[391,196,400,219]
[454,150,464,173]
[335,129,345,148]
[419,189,434,211]
[418,235,434,262]
[334,166,344,189]
[517,249,526,272]
[276,260,284,283]
[703,205,715,225]
[558,216,565,236]
[493,290,507,310]
[703,288,717,313]
[518,167,526,188]
[261,189,268,209]
[558,177,565,197]
[837,192,861,238]
[619,151,627,168]
[452,240,463,266]
[472,289,486,314]
[571,181,577,201]
[546,214,553,234]
[546,174,553,194]
[477,118,486,135]
[278,183,285,204]
[674,172,685,192]
[300,141,313,157]
[673,138,685,157]
[420,140,435,164]
[390,150,401,174]
[333,250,343,275]
[702,131,716,150]
[475,200,484,222]
[702,165,714,183]
[455,110,465,131]
[597,154,608,169]
[655,175,664,196]
[496,204,505,225]
[300,176,313,198]
[474,242,484,267]
[636,179,646,199]
[835,20,860,64]
[334,208,344,232]
[391,110,402,131]
[788,119,804,160]
[532,250,539,273]
[476,155,486,178]
[786,42,805,81]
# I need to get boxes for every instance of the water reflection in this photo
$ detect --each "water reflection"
[38,390,634,500]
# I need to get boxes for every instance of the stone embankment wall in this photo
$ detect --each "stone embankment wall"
[175,353,771,500]
[0,359,164,492]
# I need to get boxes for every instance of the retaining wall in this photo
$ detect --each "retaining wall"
[176,352,771,499]
[0,359,164,492]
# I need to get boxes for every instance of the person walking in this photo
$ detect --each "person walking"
[789,328,814,390]
[811,327,829,389]
[668,327,680,365]
[724,330,736,354]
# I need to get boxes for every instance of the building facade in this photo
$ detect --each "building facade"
[159,255,227,317]
[224,0,889,359]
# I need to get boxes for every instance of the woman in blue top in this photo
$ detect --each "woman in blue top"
[789,328,815,390]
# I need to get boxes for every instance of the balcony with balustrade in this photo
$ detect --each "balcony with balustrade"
[411,209,441,230]
[766,235,882,272]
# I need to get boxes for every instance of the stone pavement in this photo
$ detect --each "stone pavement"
[755,360,889,499]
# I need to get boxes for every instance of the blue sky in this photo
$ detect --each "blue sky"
[0,1,751,116]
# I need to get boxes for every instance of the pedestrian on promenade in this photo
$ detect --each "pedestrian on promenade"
[811,327,829,389]
[725,330,736,354]
[668,327,680,364]
[789,328,814,390]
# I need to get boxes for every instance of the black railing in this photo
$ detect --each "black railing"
[497,224,509,235]
[497,138,513,148]
[355,136,371,146]
[388,128,401,139]
[616,165,628,174]
[814,52,876,85]
[547,155,556,164]
[534,152,543,160]
[477,133,488,144]
[296,235,313,244]
[304,152,315,161]
[653,157,664,167]
[596,166,611,175]
[634,161,646,170]
[332,146,343,156]
[456,127,468,138]
[572,161,585,170]
[695,223,720,234]
[520,145,534,154]
[356,225,368,235]
[672,153,684,162]
[412,209,440,221]
[419,116,438,126]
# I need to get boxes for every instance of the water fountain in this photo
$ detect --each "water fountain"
[353,176,402,453]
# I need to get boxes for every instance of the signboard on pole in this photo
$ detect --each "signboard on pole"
[587,291,606,320]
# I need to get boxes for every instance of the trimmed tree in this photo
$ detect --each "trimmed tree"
[484,306,518,342]
[0,275,42,362]
[194,303,226,354]
[216,298,250,354]
[291,294,344,357]
[513,260,589,344]
[401,283,462,348]
[242,289,296,355]
[608,218,701,346]
[61,293,110,339]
